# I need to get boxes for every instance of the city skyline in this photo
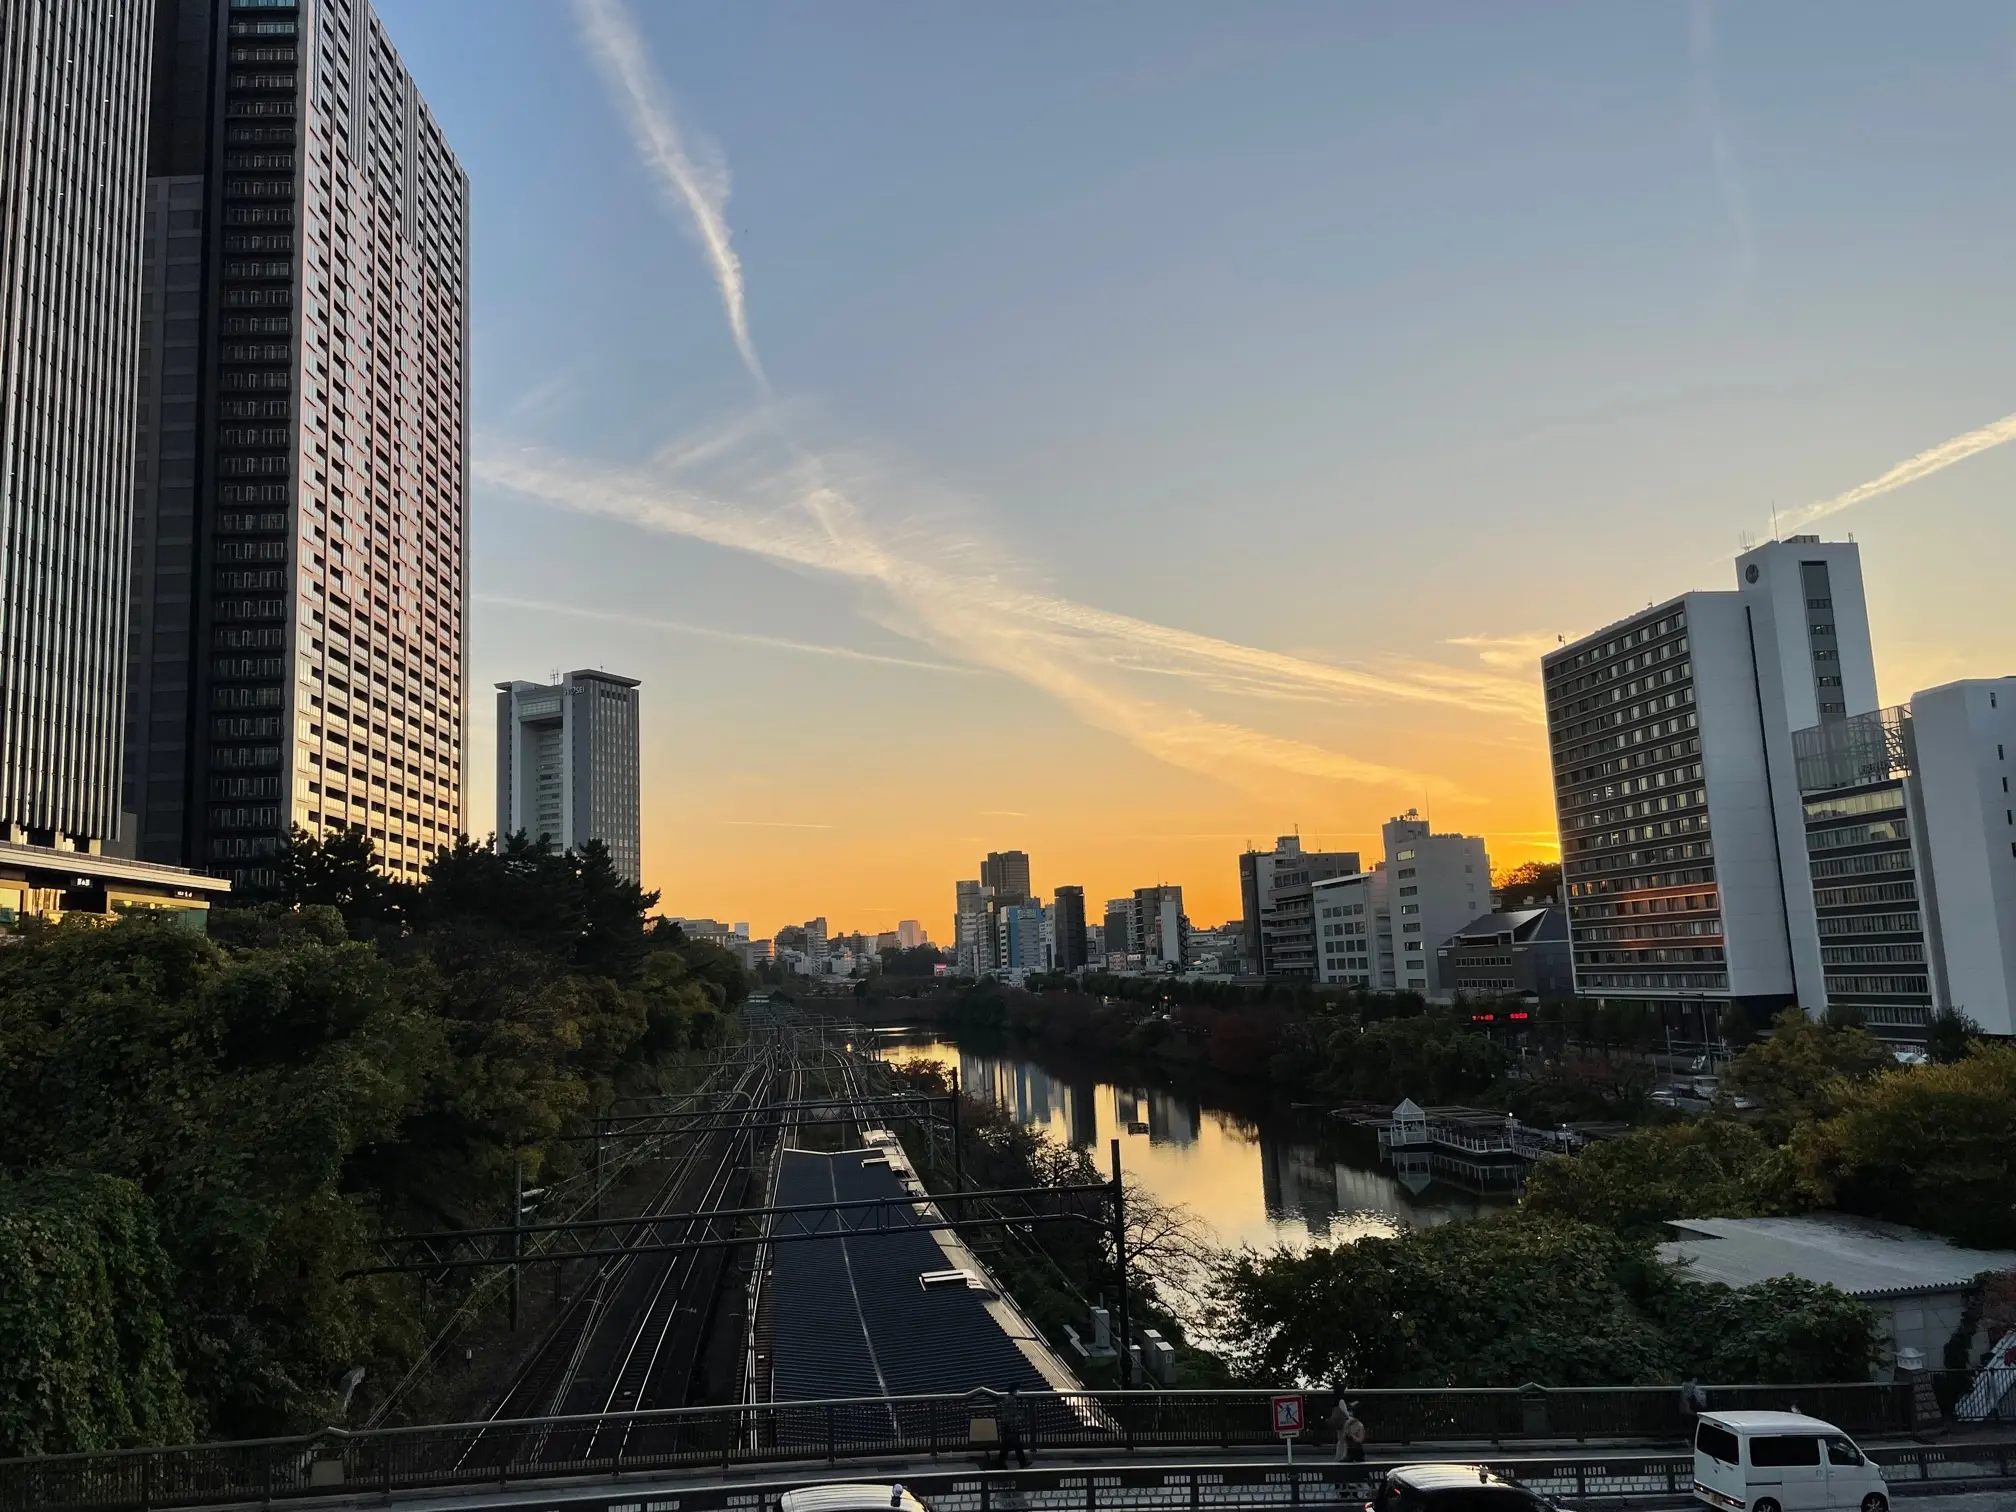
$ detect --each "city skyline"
[374,0,2016,937]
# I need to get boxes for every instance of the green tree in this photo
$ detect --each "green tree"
[1673,1276,1881,1383]
[0,1171,196,1456]
[1209,1215,1675,1388]
[1522,1119,1809,1237]
[1793,1043,2016,1248]
[1722,1008,1893,1138]
[1326,1013,1508,1104]
[1926,1007,1983,1065]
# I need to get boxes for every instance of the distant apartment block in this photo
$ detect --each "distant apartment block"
[125,0,471,888]
[952,879,989,976]
[995,902,1045,979]
[1311,871,1381,988]
[1133,884,1188,968]
[1239,835,1362,979]
[495,670,641,879]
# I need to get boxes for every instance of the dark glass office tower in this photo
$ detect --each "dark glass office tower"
[128,0,469,888]
[1052,885,1087,972]
[0,2,155,850]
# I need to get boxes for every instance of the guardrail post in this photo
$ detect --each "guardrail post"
[263,1442,273,1507]
[381,1435,392,1502]
[141,1451,154,1512]
[929,1398,939,1459]
[826,1405,835,1465]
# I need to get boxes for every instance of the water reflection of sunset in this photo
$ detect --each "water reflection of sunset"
[874,1033,1503,1256]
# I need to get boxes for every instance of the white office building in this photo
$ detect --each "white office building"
[1384,812,1488,998]
[1794,681,2016,1038]
[1911,681,2016,1034]
[495,670,642,880]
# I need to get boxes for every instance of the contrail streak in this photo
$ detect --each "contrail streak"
[478,447,1537,722]
[476,593,975,673]
[1781,410,2016,533]
[553,4,1511,798]
[573,0,763,384]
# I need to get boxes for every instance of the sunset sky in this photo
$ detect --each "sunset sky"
[380,0,2016,940]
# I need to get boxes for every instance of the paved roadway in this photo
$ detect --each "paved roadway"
[264,1440,2016,1512]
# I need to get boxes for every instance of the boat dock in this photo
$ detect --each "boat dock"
[1331,1098,1616,1194]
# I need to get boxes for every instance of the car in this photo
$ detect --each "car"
[1363,1463,1570,1511]
[1650,1087,1683,1108]
[1692,1409,1887,1512]
[779,1484,931,1512]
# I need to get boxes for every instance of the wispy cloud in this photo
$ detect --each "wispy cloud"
[1444,632,1561,674]
[476,592,974,674]
[1780,410,2016,533]
[720,820,838,830]
[548,0,1541,801]
[572,0,763,385]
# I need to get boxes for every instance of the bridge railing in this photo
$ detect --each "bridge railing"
[0,1380,1933,1512]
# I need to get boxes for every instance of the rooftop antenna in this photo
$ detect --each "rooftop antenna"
[1770,501,1780,541]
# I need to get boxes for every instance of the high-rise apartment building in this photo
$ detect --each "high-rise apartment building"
[1543,538,1878,1035]
[0,2,154,851]
[494,670,642,880]
[981,849,1031,904]
[125,0,470,888]
[1238,835,1362,978]
[1053,885,1088,972]
[896,918,924,950]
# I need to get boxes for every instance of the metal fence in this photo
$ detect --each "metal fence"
[0,1380,1976,1512]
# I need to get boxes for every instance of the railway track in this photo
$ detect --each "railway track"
[449,1025,844,1472]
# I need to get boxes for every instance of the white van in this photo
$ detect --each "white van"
[1692,1410,1888,1512]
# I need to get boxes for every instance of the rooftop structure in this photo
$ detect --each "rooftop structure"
[1437,906,1572,1000]
[1662,1212,2016,1373]
[1661,1213,2016,1300]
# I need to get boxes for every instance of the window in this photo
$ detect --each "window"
[1824,1437,1863,1467]
[1749,1435,1821,1467]
[1693,1419,1741,1467]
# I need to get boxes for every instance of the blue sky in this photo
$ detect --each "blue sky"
[379,0,2016,933]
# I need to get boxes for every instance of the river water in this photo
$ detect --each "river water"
[866,1025,1508,1256]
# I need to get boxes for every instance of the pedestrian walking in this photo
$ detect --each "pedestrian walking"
[1327,1387,1365,1463]
[997,1385,1031,1469]
[1680,1378,1708,1423]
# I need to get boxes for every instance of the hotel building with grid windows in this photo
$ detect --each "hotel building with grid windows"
[1542,538,1884,1038]
[126,0,469,889]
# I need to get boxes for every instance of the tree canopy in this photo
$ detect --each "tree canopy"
[0,827,744,1454]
